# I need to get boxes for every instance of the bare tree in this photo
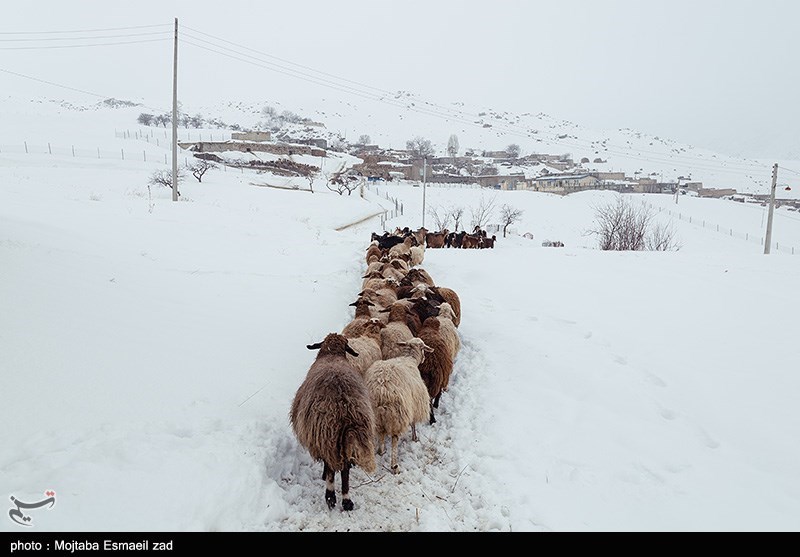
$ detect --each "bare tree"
[137,113,154,126]
[586,196,680,251]
[324,162,359,195]
[428,206,452,232]
[469,194,498,230]
[406,136,435,159]
[447,134,459,161]
[506,144,521,159]
[499,204,524,238]
[187,159,217,183]
[358,134,371,145]
[305,169,317,193]
[447,206,465,232]
[148,168,185,197]
[154,113,170,127]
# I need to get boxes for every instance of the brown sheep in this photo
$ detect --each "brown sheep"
[425,230,448,249]
[342,299,376,338]
[365,242,382,263]
[461,234,481,249]
[290,333,376,511]
[417,317,454,425]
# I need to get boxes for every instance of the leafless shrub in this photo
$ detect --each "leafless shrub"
[186,159,217,183]
[646,221,682,251]
[148,168,185,197]
[324,162,359,195]
[428,206,452,231]
[587,196,680,251]
[469,194,498,230]
[448,206,465,231]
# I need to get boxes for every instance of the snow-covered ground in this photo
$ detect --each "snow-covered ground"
[2,97,800,532]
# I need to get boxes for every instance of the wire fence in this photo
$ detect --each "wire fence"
[113,128,232,144]
[364,185,404,231]
[0,142,255,176]
[641,199,797,255]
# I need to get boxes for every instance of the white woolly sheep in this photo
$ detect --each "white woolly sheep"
[409,245,425,267]
[380,303,415,360]
[290,333,376,511]
[432,302,460,361]
[346,319,386,376]
[364,337,434,474]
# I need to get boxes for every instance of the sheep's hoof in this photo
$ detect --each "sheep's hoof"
[391,464,399,475]
[325,490,336,510]
[342,499,354,511]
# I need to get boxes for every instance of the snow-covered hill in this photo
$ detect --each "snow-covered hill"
[2,94,800,532]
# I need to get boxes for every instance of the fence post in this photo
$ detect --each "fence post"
[24,141,28,153]
[72,145,75,157]
[143,150,147,162]
[164,154,167,164]
[121,148,124,160]
[730,228,732,236]
[97,147,100,159]
[48,143,51,155]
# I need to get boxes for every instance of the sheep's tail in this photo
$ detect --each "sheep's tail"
[344,426,377,474]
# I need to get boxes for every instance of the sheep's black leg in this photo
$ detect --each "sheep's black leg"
[323,462,336,510]
[411,423,417,441]
[433,392,442,409]
[341,462,354,511]
[390,435,399,474]
[429,400,436,425]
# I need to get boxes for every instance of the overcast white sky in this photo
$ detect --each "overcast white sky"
[1,0,797,158]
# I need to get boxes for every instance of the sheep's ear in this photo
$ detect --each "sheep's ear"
[378,308,390,313]
[423,344,435,353]
[345,345,359,357]
[397,341,408,346]
[307,342,322,350]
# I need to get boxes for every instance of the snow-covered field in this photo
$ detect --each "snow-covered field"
[2,98,800,532]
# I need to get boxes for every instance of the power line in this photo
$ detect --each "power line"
[0,31,171,42]
[181,37,485,131]
[181,25,388,95]
[0,38,171,50]
[181,26,770,178]
[0,24,171,35]
[0,67,170,113]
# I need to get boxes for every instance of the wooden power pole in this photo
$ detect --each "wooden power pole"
[171,18,179,202]
[764,163,778,254]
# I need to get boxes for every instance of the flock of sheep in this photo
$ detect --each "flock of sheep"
[416,225,498,249]
[290,226,463,512]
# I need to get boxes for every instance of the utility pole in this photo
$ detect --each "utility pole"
[421,156,427,228]
[171,17,179,202]
[764,163,778,254]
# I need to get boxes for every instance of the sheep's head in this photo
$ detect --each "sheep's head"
[438,302,457,322]
[307,333,358,357]
[362,319,386,337]
[396,337,434,364]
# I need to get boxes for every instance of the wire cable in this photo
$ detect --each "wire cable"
[0,37,171,50]
[0,24,171,35]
